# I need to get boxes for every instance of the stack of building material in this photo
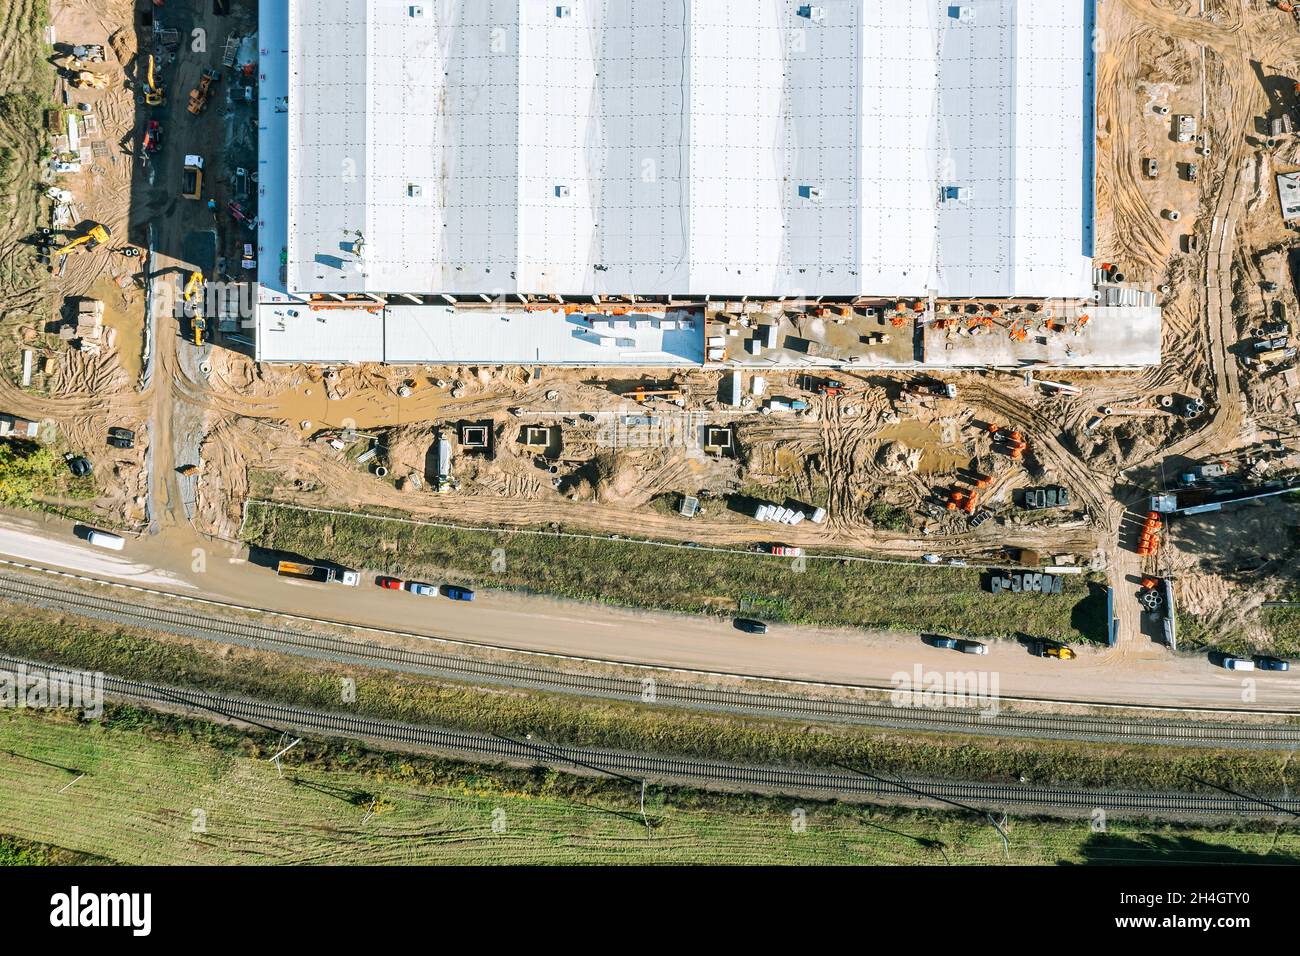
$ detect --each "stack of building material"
[73,299,104,356]
[0,413,39,438]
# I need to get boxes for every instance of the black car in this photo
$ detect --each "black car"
[733,618,768,634]
[1254,656,1291,672]
[107,427,135,449]
[63,453,92,477]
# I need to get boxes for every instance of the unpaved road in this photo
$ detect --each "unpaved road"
[0,510,1295,713]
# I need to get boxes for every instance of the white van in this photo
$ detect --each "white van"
[86,530,125,551]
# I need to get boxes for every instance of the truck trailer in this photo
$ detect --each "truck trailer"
[276,560,360,586]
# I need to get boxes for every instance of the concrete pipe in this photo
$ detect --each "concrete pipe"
[374,466,389,478]
[1162,209,1181,221]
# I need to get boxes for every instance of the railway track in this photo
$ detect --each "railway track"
[4,568,1300,749]
[4,650,1293,819]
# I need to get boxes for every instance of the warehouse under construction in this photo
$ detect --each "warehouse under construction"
[256,0,1160,367]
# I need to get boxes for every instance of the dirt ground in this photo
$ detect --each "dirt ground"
[0,0,1294,654]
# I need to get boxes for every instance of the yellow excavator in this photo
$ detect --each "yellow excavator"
[50,222,111,276]
[144,54,164,106]
[183,270,207,346]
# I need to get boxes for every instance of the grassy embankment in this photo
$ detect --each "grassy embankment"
[241,501,1110,644]
[0,600,1296,798]
[1,706,1298,865]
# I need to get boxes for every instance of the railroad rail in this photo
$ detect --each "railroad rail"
[2,651,1293,820]
[2,569,1299,749]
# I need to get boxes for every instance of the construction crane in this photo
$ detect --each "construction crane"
[49,222,111,275]
[144,54,164,106]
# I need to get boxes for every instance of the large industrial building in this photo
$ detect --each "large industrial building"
[254,1,1154,368]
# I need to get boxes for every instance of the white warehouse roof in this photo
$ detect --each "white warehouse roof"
[285,0,1094,299]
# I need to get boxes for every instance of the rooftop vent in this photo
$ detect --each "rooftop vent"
[948,5,974,22]
[798,5,825,21]
[798,184,822,202]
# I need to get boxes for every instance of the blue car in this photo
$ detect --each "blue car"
[405,582,437,597]
[1254,656,1290,672]
[445,585,475,602]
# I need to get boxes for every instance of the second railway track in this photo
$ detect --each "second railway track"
[4,651,1294,820]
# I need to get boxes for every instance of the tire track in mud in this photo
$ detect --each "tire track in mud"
[1095,22,1174,272]
[960,383,1113,534]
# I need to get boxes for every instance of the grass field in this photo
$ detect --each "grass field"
[0,832,106,866]
[2,599,1298,797]
[0,707,1297,865]
[242,502,1109,643]
[1263,607,1300,656]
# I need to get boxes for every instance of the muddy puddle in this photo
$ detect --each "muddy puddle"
[241,381,465,432]
[88,278,144,384]
[872,420,970,474]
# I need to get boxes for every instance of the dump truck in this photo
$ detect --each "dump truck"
[182,155,204,200]
[275,560,360,586]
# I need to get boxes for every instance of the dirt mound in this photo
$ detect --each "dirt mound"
[876,440,922,475]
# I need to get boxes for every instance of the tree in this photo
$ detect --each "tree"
[0,441,60,507]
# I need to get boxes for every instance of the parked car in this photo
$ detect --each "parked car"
[1222,656,1255,671]
[86,529,124,551]
[445,585,476,601]
[63,453,92,477]
[769,545,802,557]
[376,576,403,590]
[733,618,768,634]
[406,582,437,597]
[929,635,960,650]
[956,639,988,656]
[1254,656,1290,672]
[107,427,135,449]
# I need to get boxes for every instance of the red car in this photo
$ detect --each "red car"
[143,120,162,154]
[376,576,404,589]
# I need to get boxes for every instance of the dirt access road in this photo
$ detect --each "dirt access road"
[0,509,1294,713]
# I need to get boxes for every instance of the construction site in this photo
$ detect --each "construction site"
[0,0,1294,662]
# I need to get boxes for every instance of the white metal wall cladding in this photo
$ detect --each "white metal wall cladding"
[286,0,1091,298]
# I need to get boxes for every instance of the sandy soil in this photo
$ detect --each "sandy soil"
[0,0,1291,669]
